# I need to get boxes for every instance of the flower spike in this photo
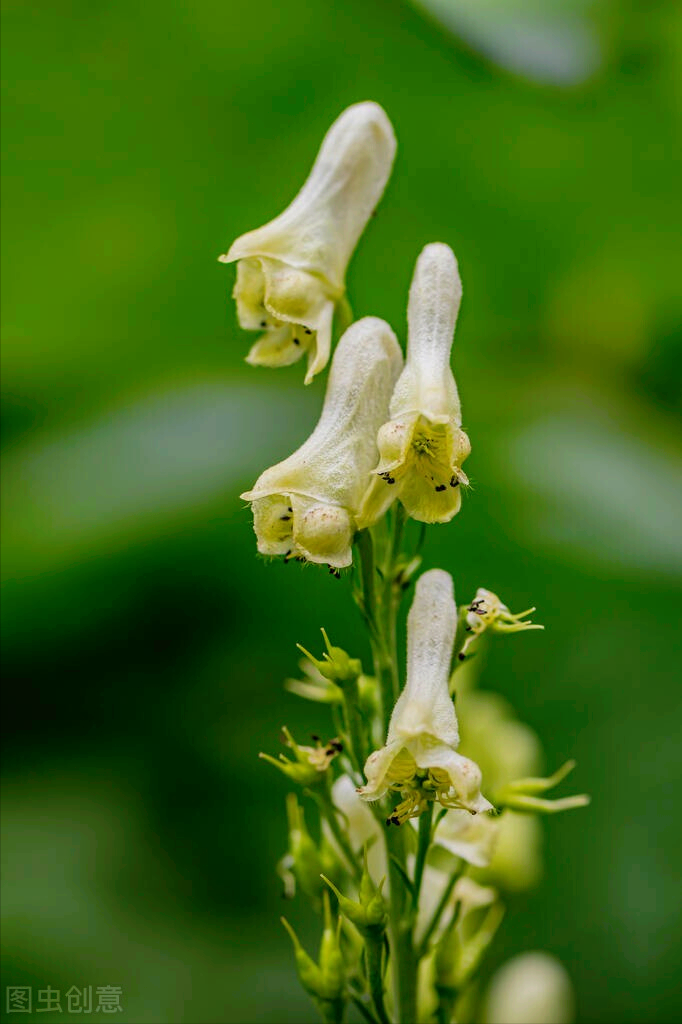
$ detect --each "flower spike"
[241,317,402,568]
[359,242,471,526]
[359,569,492,821]
[220,102,396,382]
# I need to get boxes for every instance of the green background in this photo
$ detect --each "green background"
[2,0,681,1021]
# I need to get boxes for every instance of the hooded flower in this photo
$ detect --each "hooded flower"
[220,102,397,383]
[358,242,471,526]
[241,317,402,569]
[359,569,492,822]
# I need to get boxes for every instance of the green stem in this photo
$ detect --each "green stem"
[365,937,390,1024]
[341,675,367,778]
[382,506,406,701]
[385,824,417,1024]
[355,529,394,737]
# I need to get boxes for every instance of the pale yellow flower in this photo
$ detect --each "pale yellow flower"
[220,102,396,383]
[241,317,402,568]
[359,569,492,822]
[359,242,471,525]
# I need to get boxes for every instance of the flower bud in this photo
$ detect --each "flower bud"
[281,897,345,1018]
[284,794,325,904]
[322,849,387,937]
[297,628,362,685]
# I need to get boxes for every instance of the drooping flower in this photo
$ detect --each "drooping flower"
[358,242,471,526]
[220,102,396,383]
[240,317,402,568]
[359,569,492,822]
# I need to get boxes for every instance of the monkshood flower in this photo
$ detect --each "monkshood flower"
[358,242,471,526]
[220,102,396,383]
[241,317,402,569]
[359,569,492,823]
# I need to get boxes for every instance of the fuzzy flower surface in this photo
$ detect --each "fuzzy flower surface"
[359,242,471,525]
[241,317,402,569]
[359,569,492,822]
[220,102,396,382]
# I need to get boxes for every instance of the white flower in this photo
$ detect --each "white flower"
[241,317,402,569]
[484,952,575,1024]
[359,569,492,822]
[358,242,471,525]
[220,102,396,383]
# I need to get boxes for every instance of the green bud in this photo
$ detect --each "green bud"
[496,760,590,815]
[259,726,341,787]
[281,896,345,1018]
[321,849,387,936]
[297,628,362,684]
[286,794,324,903]
[319,891,346,997]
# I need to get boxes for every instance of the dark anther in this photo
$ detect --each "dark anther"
[458,652,466,661]
[304,327,312,335]
[280,515,291,521]
[435,484,446,492]
[329,739,343,752]
[293,337,300,345]
[260,320,267,328]
[311,734,321,742]
[287,507,293,512]
[450,476,459,488]
[465,626,473,633]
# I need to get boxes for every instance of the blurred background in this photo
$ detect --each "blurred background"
[2,0,681,1020]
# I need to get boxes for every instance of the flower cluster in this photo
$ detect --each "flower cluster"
[227,102,589,1024]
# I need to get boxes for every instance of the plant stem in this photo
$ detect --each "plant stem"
[385,823,417,1024]
[341,675,367,777]
[365,937,391,1024]
[355,529,394,737]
